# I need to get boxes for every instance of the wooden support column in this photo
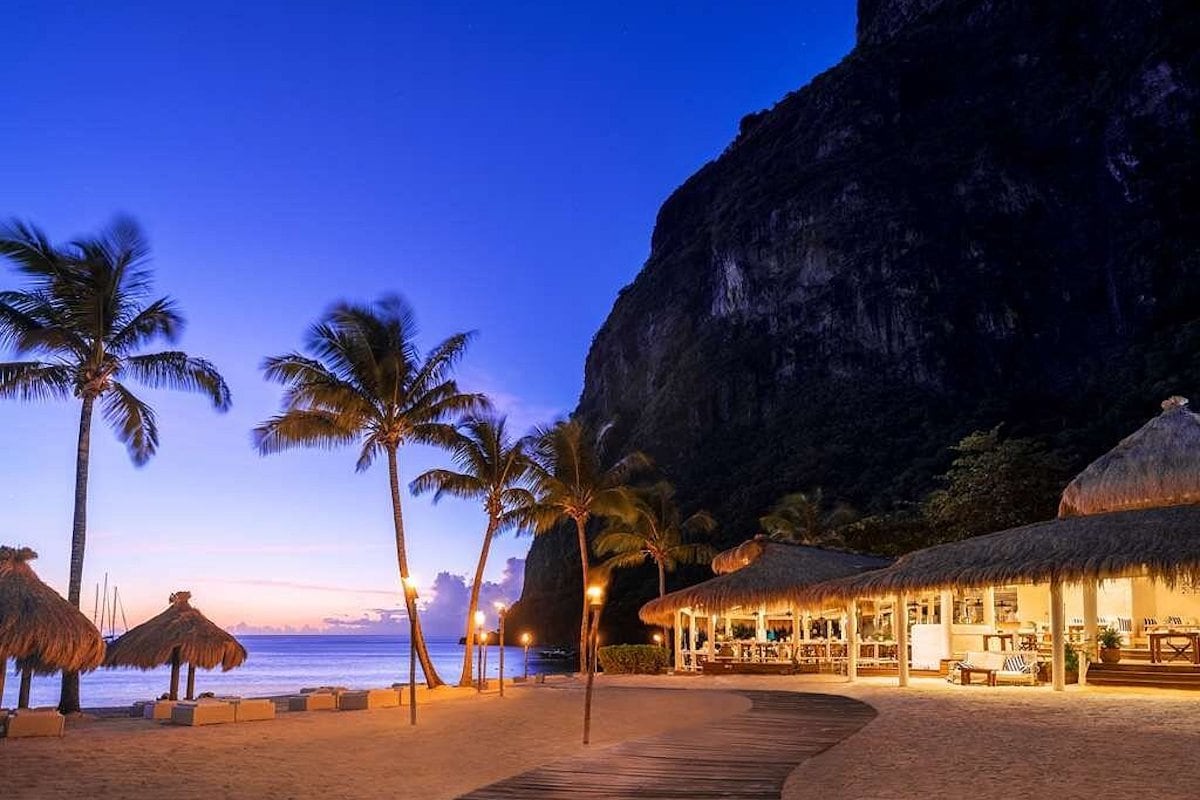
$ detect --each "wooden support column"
[186,663,197,700]
[983,587,997,628]
[707,615,716,663]
[674,610,683,670]
[939,590,954,659]
[1082,581,1099,686]
[17,664,32,709]
[802,612,811,641]
[756,607,767,641]
[689,609,699,663]
[897,593,910,687]
[1050,579,1066,692]
[847,600,859,682]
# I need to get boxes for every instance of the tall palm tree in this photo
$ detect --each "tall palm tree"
[523,420,647,672]
[410,415,534,687]
[254,295,484,688]
[0,217,232,712]
[759,489,858,548]
[595,481,717,600]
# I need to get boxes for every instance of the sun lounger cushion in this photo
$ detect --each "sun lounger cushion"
[289,693,337,712]
[232,699,276,722]
[5,709,65,738]
[338,688,400,711]
[171,700,236,726]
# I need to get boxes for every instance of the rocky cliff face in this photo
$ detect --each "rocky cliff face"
[511,0,1200,645]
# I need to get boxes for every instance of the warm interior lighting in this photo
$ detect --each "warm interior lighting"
[586,585,604,606]
[652,633,663,644]
[474,610,485,627]
[521,632,531,645]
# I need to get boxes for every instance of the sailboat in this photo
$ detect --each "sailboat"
[92,573,129,643]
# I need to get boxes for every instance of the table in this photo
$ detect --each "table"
[959,666,997,686]
[1149,631,1200,664]
[982,633,1014,652]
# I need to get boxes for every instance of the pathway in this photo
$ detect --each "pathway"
[458,689,875,799]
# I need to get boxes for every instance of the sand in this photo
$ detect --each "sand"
[6,674,1200,799]
[0,682,746,800]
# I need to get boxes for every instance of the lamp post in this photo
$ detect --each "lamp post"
[474,610,486,692]
[521,632,532,681]
[582,584,604,745]
[494,602,507,698]
[403,577,419,726]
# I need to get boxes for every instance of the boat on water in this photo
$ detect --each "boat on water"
[538,647,574,660]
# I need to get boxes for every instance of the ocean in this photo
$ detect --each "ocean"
[12,636,573,710]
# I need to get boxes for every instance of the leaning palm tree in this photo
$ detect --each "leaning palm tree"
[758,488,858,548]
[254,295,485,688]
[410,415,534,687]
[0,217,232,712]
[523,420,647,672]
[595,481,717,599]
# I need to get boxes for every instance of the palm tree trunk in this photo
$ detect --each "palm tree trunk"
[168,648,181,701]
[575,515,590,674]
[59,394,95,714]
[18,665,32,709]
[459,516,499,687]
[387,447,443,688]
[658,561,670,664]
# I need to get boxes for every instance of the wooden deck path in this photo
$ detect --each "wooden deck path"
[458,689,876,799]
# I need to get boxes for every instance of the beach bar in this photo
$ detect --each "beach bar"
[640,537,889,673]
[801,396,1200,691]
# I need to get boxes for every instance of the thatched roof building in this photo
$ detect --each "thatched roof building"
[0,546,105,674]
[799,396,1200,605]
[104,591,246,672]
[640,537,890,626]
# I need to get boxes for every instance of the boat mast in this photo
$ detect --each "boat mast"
[100,573,110,636]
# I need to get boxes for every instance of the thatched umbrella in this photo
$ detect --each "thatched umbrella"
[104,591,246,700]
[640,537,890,626]
[0,546,105,708]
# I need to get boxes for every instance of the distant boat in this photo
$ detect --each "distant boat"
[538,647,574,660]
[93,573,128,642]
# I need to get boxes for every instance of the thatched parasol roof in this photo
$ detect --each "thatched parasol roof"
[710,538,770,574]
[640,538,890,625]
[104,591,246,671]
[0,546,105,673]
[799,504,1200,604]
[1059,396,1200,517]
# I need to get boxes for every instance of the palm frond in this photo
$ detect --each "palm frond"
[102,381,159,465]
[593,530,648,556]
[252,410,359,455]
[124,352,232,411]
[107,297,183,353]
[0,361,73,401]
[409,468,486,503]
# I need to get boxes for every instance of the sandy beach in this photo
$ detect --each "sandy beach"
[5,676,1200,799]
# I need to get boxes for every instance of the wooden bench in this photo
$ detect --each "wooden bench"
[959,666,997,686]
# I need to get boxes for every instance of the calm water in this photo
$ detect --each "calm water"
[11,636,572,710]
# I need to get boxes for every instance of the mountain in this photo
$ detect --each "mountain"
[509,0,1200,646]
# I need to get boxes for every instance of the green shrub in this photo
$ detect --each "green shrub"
[597,644,669,674]
[1096,627,1123,649]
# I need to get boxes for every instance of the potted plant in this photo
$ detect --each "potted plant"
[1096,627,1123,664]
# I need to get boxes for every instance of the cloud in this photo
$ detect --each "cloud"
[195,577,399,598]
[456,370,563,434]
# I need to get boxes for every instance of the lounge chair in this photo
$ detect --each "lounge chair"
[289,692,337,712]
[231,698,275,722]
[4,708,65,738]
[337,688,400,711]
[949,651,1038,686]
[170,699,236,726]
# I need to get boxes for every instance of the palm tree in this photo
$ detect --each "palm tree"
[758,489,858,548]
[523,420,647,672]
[409,415,534,687]
[254,295,484,688]
[595,481,717,599]
[0,217,232,712]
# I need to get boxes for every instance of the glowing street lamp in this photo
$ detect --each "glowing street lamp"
[494,602,508,698]
[521,632,532,681]
[402,577,419,726]
[474,610,486,692]
[652,633,663,646]
[583,584,605,745]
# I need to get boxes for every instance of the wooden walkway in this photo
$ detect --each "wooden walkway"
[458,689,876,799]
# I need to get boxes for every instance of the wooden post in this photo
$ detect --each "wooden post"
[847,600,859,682]
[939,590,954,660]
[18,664,32,709]
[1050,579,1066,691]
[707,615,716,663]
[186,663,196,700]
[802,612,811,641]
[1082,581,1099,686]
[673,610,683,670]
[897,593,910,687]
[756,607,767,641]
[168,647,182,701]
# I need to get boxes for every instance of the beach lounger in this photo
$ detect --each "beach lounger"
[170,700,236,726]
[5,708,65,738]
[289,692,337,712]
[142,700,180,721]
[231,698,276,722]
[338,688,400,711]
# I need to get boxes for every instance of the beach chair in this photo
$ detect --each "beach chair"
[4,708,65,738]
[171,699,236,726]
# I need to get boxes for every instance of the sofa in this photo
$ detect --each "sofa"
[952,650,1039,686]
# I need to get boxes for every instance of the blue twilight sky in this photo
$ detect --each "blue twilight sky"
[0,2,855,632]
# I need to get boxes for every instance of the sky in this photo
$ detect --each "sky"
[0,2,855,633]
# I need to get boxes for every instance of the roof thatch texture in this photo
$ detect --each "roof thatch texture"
[104,591,247,671]
[1059,396,1200,517]
[797,504,1200,604]
[640,540,890,625]
[710,538,769,574]
[0,546,105,673]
